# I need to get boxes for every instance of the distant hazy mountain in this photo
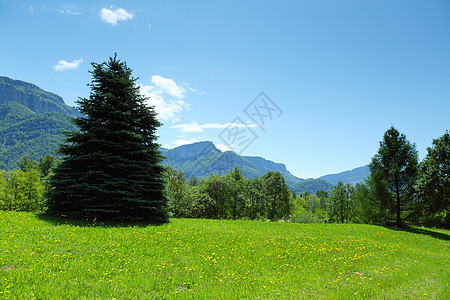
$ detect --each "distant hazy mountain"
[0,76,78,169]
[161,141,336,193]
[319,165,370,186]
[162,141,303,185]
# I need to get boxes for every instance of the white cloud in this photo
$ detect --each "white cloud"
[138,75,190,122]
[170,122,203,133]
[163,138,199,149]
[53,59,83,72]
[21,4,34,13]
[151,75,186,98]
[100,6,134,26]
[58,5,81,15]
[170,122,259,133]
[215,144,233,152]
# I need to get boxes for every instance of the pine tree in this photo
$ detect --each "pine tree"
[369,126,418,227]
[46,55,169,223]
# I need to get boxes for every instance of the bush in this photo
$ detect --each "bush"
[0,168,45,212]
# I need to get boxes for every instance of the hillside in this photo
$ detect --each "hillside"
[291,178,334,194]
[0,76,79,170]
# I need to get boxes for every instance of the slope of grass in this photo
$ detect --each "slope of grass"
[0,211,448,299]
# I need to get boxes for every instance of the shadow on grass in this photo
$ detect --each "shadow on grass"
[35,213,166,228]
[387,225,450,242]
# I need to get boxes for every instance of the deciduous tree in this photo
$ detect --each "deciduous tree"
[415,131,449,225]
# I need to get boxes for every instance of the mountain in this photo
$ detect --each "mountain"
[161,141,336,193]
[319,165,370,186]
[0,76,80,116]
[0,76,78,170]
[162,141,303,185]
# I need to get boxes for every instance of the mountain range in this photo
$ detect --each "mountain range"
[0,75,370,192]
[161,141,369,193]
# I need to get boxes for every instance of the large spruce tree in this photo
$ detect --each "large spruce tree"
[369,126,418,227]
[46,55,169,223]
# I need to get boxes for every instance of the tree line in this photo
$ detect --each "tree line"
[165,128,448,228]
[0,128,448,228]
[167,127,449,227]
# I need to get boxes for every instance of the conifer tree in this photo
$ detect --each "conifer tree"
[369,127,418,227]
[46,55,169,223]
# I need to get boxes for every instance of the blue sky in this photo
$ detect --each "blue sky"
[1,0,449,178]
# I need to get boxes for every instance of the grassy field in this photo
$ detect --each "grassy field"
[0,211,448,299]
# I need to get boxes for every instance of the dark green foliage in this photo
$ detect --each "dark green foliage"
[18,156,38,172]
[38,155,56,177]
[369,127,418,227]
[262,171,292,220]
[201,174,235,219]
[243,177,266,220]
[327,181,355,223]
[46,55,169,223]
[414,131,450,227]
[166,167,291,221]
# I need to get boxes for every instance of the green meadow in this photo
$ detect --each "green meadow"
[0,211,448,299]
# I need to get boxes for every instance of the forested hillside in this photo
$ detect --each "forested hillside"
[0,76,79,116]
[0,77,79,169]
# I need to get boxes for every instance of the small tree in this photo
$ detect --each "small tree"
[166,166,190,218]
[327,181,354,223]
[227,167,245,219]
[46,55,169,223]
[370,127,418,227]
[352,182,378,224]
[262,171,291,220]
[243,177,266,220]
[202,174,234,219]
[18,156,38,172]
[2,169,45,212]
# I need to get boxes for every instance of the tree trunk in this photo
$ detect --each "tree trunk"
[396,182,401,227]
